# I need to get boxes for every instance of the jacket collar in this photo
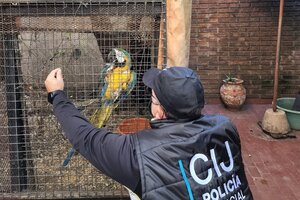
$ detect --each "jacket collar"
[150,115,203,129]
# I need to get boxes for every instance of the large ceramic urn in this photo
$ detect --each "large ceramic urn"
[220,78,246,109]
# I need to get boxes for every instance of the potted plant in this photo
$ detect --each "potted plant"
[220,73,246,110]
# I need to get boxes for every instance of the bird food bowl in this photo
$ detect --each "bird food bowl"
[277,97,300,130]
[117,118,151,134]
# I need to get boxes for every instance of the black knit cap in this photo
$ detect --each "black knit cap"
[143,67,204,119]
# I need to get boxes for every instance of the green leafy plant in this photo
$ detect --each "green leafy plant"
[224,73,237,83]
[223,73,244,84]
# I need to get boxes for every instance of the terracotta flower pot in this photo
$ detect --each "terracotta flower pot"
[117,118,151,134]
[220,78,246,110]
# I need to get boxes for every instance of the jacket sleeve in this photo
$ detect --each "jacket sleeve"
[51,91,140,192]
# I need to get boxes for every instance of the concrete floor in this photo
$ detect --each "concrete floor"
[202,104,300,200]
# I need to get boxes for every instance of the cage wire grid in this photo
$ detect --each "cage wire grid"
[0,1,166,199]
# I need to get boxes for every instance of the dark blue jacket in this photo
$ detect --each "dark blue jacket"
[52,91,252,199]
[134,117,253,199]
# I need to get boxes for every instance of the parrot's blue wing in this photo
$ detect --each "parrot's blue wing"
[100,62,112,80]
[62,147,77,167]
[98,63,111,98]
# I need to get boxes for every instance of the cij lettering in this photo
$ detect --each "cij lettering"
[189,141,234,185]
[188,141,246,199]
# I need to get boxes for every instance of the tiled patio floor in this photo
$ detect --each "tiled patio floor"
[202,104,300,200]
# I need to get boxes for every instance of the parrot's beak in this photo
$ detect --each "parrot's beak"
[107,49,116,63]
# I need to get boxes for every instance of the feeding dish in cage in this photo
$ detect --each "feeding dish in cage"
[117,118,151,134]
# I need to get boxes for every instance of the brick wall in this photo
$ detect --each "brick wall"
[190,0,300,101]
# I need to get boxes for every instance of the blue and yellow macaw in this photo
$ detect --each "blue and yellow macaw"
[62,48,137,167]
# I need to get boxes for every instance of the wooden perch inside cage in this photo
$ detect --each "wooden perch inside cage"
[15,16,155,33]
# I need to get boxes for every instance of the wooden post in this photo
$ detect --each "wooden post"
[157,16,165,69]
[272,0,285,112]
[166,0,192,67]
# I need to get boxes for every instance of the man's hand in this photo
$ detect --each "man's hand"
[45,68,64,93]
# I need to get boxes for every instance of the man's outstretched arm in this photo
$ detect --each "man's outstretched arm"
[44,68,140,193]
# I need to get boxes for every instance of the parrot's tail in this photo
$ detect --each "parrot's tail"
[62,148,77,167]
[90,104,115,128]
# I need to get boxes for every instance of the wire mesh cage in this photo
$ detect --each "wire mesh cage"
[0,1,166,199]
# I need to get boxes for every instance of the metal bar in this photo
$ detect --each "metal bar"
[0,0,164,3]
[4,33,27,192]
[272,0,284,112]
[162,0,167,69]
[0,3,164,16]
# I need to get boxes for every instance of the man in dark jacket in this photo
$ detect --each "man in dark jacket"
[45,67,253,200]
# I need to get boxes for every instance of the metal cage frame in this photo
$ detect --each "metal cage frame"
[0,1,166,199]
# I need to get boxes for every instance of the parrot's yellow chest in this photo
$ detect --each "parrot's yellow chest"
[104,66,131,99]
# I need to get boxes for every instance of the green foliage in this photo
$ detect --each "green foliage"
[224,73,237,83]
